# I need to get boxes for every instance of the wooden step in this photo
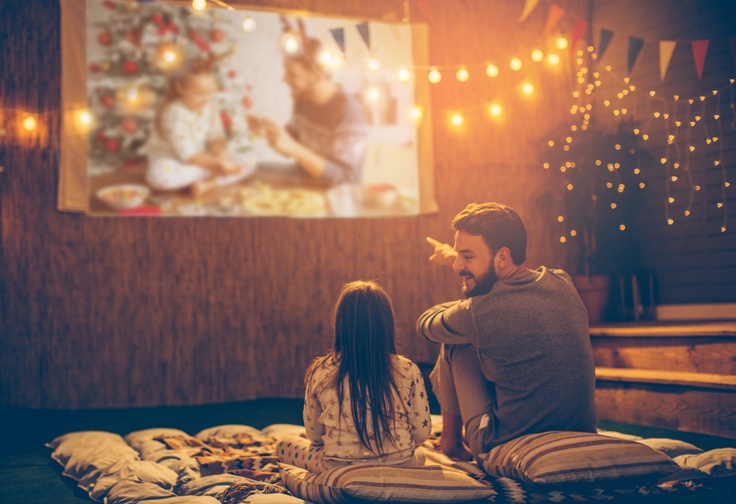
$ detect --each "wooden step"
[595,366,736,391]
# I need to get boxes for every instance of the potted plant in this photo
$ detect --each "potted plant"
[541,119,652,322]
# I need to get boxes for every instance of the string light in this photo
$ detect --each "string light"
[531,49,544,62]
[489,103,503,117]
[546,53,560,66]
[520,82,534,95]
[397,67,411,83]
[555,36,569,50]
[242,16,256,32]
[509,57,522,71]
[192,0,207,11]
[450,112,463,127]
[22,116,37,131]
[456,67,469,82]
[428,66,441,83]
[485,63,499,77]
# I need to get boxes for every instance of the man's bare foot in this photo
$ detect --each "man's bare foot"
[439,437,473,461]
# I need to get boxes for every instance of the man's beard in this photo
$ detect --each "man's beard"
[460,261,498,298]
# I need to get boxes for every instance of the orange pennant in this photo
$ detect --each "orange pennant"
[571,18,588,52]
[543,4,565,36]
[519,0,541,22]
[659,41,676,81]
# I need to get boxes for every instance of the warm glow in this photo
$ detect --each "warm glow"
[531,49,544,62]
[555,36,569,50]
[367,58,380,71]
[163,49,177,63]
[560,236,567,243]
[451,113,463,126]
[557,216,564,222]
[22,115,37,131]
[667,219,674,225]
[520,82,534,95]
[282,33,301,54]
[365,87,380,102]
[192,0,206,11]
[485,63,499,77]
[397,67,411,82]
[570,230,577,237]
[241,16,256,32]
[489,103,503,117]
[428,66,442,83]
[79,110,93,126]
[509,57,522,71]
[410,106,422,121]
[546,53,560,66]
[456,67,469,82]
[619,224,626,231]
[318,50,333,66]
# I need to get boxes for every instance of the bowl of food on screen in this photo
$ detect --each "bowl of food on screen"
[96,184,151,211]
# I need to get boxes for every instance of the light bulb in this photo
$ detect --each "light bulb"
[521,82,534,95]
[397,67,411,82]
[546,53,560,66]
[489,103,503,117]
[556,37,569,50]
[456,67,469,82]
[451,113,463,126]
[192,0,206,11]
[428,66,441,83]
[485,63,499,77]
[367,58,380,71]
[509,57,522,71]
[410,106,422,121]
[23,115,37,131]
[531,49,544,62]
[242,17,256,32]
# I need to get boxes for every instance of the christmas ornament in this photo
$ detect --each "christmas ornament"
[100,61,111,71]
[105,138,120,152]
[89,63,100,73]
[120,118,138,133]
[210,29,224,42]
[101,95,115,108]
[123,60,138,74]
[98,31,113,46]
[103,1,118,10]
[151,13,164,25]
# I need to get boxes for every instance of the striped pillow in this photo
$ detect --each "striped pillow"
[279,463,495,504]
[480,431,681,485]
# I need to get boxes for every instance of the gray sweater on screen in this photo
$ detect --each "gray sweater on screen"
[417,266,598,448]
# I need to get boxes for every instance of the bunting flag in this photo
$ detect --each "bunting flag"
[627,36,644,74]
[543,4,565,36]
[691,40,710,80]
[519,0,541,22]
[598,28,614,61]
[729,36,736,72]
[329,27,345,53]
[659,41,677,81]
[571,18,588,52]
[355,22,370,50]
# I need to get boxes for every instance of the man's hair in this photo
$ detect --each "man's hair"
[452,202,527,264]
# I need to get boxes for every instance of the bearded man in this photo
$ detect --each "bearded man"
[417,202,598,461]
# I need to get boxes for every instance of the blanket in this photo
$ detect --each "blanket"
[47,421,736,504]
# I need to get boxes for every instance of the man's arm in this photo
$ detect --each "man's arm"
[416,299,476,345]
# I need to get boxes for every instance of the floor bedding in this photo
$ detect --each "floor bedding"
[45,418,736,504]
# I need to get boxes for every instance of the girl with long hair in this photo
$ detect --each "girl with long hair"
[277,280,432,473]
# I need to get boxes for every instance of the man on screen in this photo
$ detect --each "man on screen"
[247,20,369,187]
[417,202,598,461]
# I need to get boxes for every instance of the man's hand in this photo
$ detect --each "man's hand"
[426,237,457,267]
[261,117,299,157]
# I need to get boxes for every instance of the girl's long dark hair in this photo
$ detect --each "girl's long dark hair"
[307,280,401,455]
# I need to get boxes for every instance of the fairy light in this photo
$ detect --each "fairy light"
[367,58,380,71]
[397,67,411,83]
[410,106,422,121]
[556,36,569,50]
[531,49,544,62]
[509,57,522,71]
[521,82,534,95]
[489,103,503,117]
[456,67,469,82]
[428,66,441,83]
[22,116,37,131]
[192,0,207,11]
[485,63,499,77]
[242,16,256,32]
[546,53,560,66]
[450,112,463,127]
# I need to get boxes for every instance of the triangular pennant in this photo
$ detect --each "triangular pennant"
[598,28,614,60]
[627,36,644,74]
[691,39,709,80]
[355,22,370,50]
[519,0,541,22]
[414,0,434,24]
[729,36,736,73]
[543,4,565,36]
[659,40,677,81]
[329,27,345,53]
[571,18,588,52]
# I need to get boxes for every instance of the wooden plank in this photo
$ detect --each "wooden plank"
[596,366,736,390]
[592,339,736,374]
[589,321,736,337]
[595,383,736,438]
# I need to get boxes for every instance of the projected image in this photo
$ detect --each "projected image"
[84,1,420,217]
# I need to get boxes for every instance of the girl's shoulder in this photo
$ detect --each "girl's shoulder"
[306,354,338,385]
[392,354,421,376]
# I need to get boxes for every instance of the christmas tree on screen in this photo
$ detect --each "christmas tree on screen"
[87,0,253,174]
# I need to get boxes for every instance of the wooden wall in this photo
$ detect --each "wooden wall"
[590,0,736,304]
[0,0,586,408]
